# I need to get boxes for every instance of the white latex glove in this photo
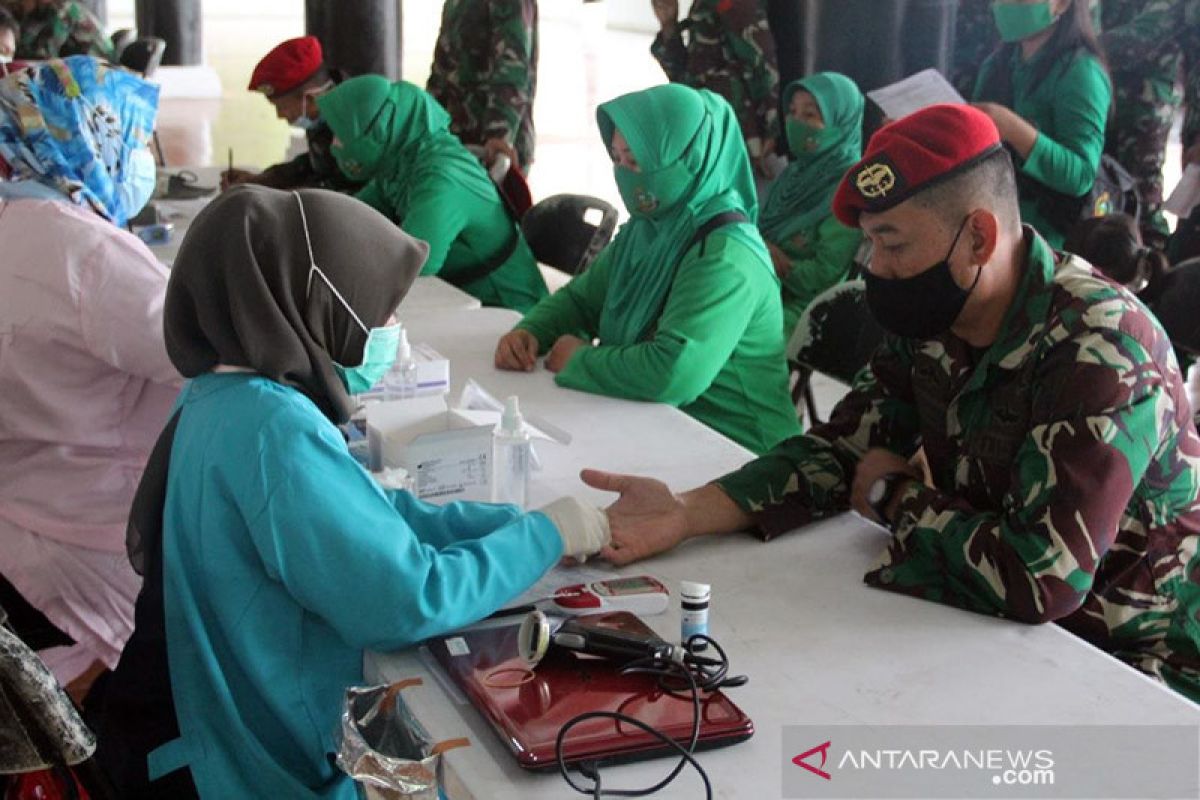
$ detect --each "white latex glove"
[537,496,611,561]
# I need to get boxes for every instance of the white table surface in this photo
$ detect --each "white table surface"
[368,307,1200,800]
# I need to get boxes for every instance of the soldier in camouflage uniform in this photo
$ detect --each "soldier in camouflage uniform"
[426,0,538,170]
[584,104,1200,702]
[650,0,779,173]
[1,0,110,61]
[1103,0,1200,202]
[1101,0,1186,241]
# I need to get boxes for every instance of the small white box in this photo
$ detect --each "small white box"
[366,397,493,504]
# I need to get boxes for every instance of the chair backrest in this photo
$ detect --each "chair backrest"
[521,193,619,276]
[118,37,166,78]
[110,29,137,62]
[788,279,884,387]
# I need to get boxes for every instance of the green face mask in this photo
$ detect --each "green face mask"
[294,191,400,396]
[992,1,1058,43]
[785,118,836,161]
[329,100,394,181]
[613,161,693,220]
[334,323,401,395]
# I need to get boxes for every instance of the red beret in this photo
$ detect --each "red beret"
[832,104,1003,228]
[248,36,323,97]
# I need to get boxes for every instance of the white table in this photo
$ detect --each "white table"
[367,308,1200,799]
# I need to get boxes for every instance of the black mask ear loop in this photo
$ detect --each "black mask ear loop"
[948,214,983,295]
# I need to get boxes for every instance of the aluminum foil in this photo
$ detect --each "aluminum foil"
[336,679,466,800]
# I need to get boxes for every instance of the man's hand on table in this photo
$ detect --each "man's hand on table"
[850,448,921,525]
[221,168,262,190]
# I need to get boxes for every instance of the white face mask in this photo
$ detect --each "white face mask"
[118,147,158,219]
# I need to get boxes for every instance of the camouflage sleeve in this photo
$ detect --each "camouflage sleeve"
[60,2,114,59]
[1100,0,1179,70]
[715,335,922,538]
[717,1,781,143]
[867,323,1176,624]
[478,0,536,147]
[650,22,690,84]
[1183,10,1200,148]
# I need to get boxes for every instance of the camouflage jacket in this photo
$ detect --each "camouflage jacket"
[426,0,538,168]
[9,0,112,61]
[717,228,1200,701]
[651,0,779,150]
[1101,0,1200,148]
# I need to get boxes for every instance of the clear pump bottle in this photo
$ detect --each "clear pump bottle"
[491,395,531,508]
[390,328,418,400]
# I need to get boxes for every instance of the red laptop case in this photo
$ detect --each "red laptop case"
[428,611,754,770]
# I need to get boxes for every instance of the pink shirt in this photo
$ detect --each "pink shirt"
[0,197,181,552]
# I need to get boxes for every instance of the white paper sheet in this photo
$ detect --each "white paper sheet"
[866,68,965,120]
[1165,164,1200,218]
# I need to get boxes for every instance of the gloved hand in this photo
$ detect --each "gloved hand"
[536,496,611,561]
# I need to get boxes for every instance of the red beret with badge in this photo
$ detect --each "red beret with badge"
[248,36,323,97]
[832,104,1003,228]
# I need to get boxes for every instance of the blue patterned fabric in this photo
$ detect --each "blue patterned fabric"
[0,55,158,226]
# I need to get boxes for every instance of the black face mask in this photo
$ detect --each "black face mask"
[863,216,981,340]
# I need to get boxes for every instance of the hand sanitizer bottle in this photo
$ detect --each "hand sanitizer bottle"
[392,328,419,400]
[491,395,531,508]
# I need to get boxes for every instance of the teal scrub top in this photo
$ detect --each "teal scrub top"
[149,373,562,798]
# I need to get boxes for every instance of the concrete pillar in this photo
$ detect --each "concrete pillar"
[306,0,402,79]
[134,0,203,67]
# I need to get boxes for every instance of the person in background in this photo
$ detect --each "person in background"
[88,185,608,798]
[221,36,358,193]
[759,72,864,337]
[0,0,110,61]
[0,55,177,701]
[1100,0,1186,246]
[650,0,779,177]
[0,6,18,66]
[494,84,801,455]
[972,0,1111,249]
[426,0,538,171]
[580,104,1200,704]
[318,76,548,312]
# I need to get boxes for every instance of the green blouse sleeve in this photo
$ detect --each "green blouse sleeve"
[778,216,861,311]
[515,246,614,351]
[1020,54,1111,198]
[553,231,768,405]
[399,176,472,276]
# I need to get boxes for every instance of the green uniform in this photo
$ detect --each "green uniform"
[1102,0,1185,238]
[515,84,800,455]
[717,229,1200,701]
[426,0,538,168]
[974,48,1112,248]
[7,0,111,60]
[651,0,779,154]
[761,74,865,338]
[318,77,547,313]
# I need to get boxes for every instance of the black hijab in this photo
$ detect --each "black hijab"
[165,184,428,424]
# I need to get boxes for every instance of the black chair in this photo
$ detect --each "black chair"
[109,29,136,63]
[521,194,618,276]
[787,279,885,425]
[118,37,167,166]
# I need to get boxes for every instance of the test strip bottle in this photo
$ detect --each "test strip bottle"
[680,581,711,651]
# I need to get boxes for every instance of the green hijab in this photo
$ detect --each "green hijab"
[316,76,494,213]
[596,84,768,345]
[759,72,864,244]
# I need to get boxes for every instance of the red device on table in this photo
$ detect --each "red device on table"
[428,611,754,770]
